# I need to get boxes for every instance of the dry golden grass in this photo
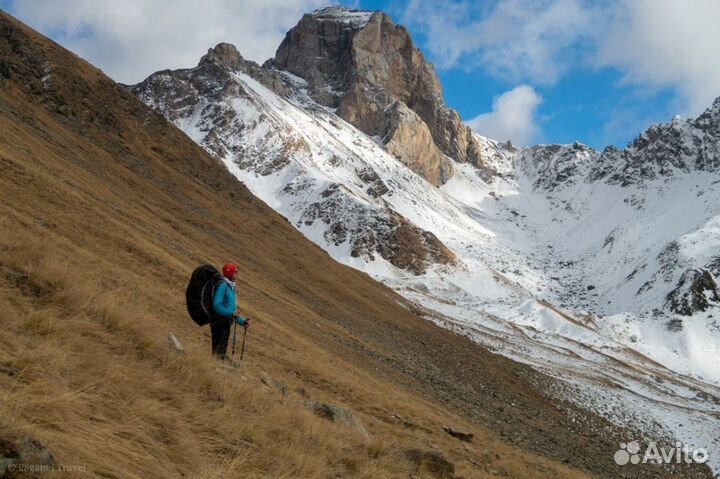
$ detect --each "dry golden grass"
[0,226,591,479]
[0,11,600,479]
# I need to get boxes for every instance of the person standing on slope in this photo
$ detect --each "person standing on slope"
[212,263,249,360]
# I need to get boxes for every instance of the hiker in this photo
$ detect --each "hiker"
[211,263,249,360]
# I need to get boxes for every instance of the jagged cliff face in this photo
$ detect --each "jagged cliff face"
[132,43,300,175]
[512,100,720,321]
[270,7,488,184]
[518,98,720,193]
[131,43,456,275]
[381,102,455,186]
[590,99,720,185]
[520,102,720,192]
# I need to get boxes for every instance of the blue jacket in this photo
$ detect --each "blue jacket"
[213,280,246,325]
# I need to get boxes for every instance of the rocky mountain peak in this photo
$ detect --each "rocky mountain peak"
[198,42,245,71]
[310,6,377,26]
[707,95,720,114]
[694,95,720,132]
[271,7,381,107]
[270,5,485,185]
[193,42,288,96]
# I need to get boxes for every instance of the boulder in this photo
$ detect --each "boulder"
[303,401,369,440]
[402,448,455,478]
[442,425,474,443]
[0,436,53,478]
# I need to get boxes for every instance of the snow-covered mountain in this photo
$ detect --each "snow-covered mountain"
[131,6,720,472]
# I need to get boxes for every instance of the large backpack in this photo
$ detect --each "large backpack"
[186,264,223,326]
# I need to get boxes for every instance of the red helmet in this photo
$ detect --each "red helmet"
[222,263,238,280]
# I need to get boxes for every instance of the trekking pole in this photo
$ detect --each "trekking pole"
[240,325,248,361]
[231,319,238,358]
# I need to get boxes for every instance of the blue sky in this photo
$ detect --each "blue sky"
[3,0,719,150]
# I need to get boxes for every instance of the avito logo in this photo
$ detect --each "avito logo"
[614,441,708,466]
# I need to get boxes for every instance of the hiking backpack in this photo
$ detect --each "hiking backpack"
[186,264,223,326]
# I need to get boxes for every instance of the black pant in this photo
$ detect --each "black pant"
[210,316,232,358]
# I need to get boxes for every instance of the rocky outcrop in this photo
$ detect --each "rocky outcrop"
[300,184,456,274]
[588,98,720,186]
[199,42,287,96]
[303,401,370,439]
[271,7,369,107]
[270,6,485,184]
[442,425,474,442]
[131,43,289,122]
[377,214,456,274]
[402,449,456,478]
[131,44,307,176]
[665,268,720,316]
[381,102,453,185]
[517,142,597,192]
[520,96,720,192]
[198,42,245,71]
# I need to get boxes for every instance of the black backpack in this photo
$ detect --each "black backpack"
[186,264,223,326]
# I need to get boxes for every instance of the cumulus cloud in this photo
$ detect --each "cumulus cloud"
[596,0,720,116]
[467,85,543,146]
[402,0,594,84]
[8,0,324,84]
[8,0,720,121]
[403,0,720,116]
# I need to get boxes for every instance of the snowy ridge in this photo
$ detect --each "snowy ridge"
[131,58,720,474]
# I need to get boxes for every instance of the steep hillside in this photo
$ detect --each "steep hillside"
[1,10,707,479]
[129,6,720,477]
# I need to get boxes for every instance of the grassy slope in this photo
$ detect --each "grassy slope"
[0,11,712,479]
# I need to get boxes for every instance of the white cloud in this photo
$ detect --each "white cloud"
[402,0,594,84]
[596,0,720,116]
[9,0,325,84]
[467,85,543,145]
[9,0,720,123]
[403,0,720,116]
